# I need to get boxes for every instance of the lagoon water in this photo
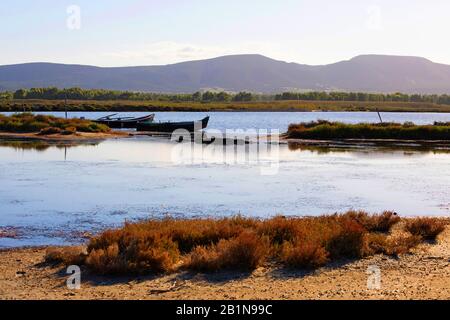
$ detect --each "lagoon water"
[3,111,450,132]
[1,112,450,247]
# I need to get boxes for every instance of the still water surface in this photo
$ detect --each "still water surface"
[0,138,449,247]
[0,112,449,247]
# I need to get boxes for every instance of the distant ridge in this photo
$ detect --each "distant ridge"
[1,54,450,93]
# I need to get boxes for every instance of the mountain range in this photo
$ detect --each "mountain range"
[1,54,450,94]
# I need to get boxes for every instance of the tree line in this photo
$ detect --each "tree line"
[1,88,255,102]
[1,87,450,105]
[274,91,450,104]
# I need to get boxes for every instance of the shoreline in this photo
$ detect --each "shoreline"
[1,130,450,149]
[1,224,449,300]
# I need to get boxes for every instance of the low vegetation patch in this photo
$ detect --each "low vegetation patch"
[405,217,448,241]
[185,231,270,272]
[0,113,110,134]
[287,120,450,140]
[2,98,450,113]
[45,212,448,275]
[45,246,87,265]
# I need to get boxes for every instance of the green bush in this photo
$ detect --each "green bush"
[287,120,450,140]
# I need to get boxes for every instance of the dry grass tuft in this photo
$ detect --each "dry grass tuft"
[44,246,87,265]
[384,235,423,256]
[325,217,367,259]
[185,231,269,272]
[405,218,448,241]
[343,211,400,233]
[86,228,180,274]
[280,241,329,269]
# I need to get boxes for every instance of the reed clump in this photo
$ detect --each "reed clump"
[0,113,110,133]
[287,120,450,140]
[47,212,446,275]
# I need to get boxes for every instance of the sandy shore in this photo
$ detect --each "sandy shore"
[1,226,449,300]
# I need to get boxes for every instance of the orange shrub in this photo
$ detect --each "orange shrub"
[45,246,87,265]
[363,233,388,255]
[405,218,447,241]
[86,228,180,274]
[343,210,400,232]
[257,216,302,245]
[384,235,422,256]
[58,212,438,275]
[325,218,367,259]
[280,240,329,269]
[185,231,269,272]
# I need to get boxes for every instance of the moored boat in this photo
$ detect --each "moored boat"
[93,114,155,129]
[136,116,210,133]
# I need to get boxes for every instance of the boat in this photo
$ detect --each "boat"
[93,114,155,129]
[136,116,210,133]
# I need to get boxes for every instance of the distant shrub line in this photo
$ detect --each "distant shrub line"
[2,99,450,113]
[287,120,450,140]
[45,212,447,275]
[2,87,450,105]
[0,113,110,134]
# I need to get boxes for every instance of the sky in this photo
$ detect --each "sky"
[1,0,449,67]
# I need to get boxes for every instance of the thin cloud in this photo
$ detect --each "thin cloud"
[102,41,292,66]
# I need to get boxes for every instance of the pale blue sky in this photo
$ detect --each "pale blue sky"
[1,0,449,66]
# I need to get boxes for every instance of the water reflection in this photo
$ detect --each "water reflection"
[287,141,450,156]
[0,140,99,152]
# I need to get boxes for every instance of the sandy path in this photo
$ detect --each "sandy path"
[1,227,449,300]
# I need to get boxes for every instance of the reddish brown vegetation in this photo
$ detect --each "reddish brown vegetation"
[405,218,448,241]
[280,241,329,269]
[44,246,87,265]
[185,231,270,272]
[45,212,447,275]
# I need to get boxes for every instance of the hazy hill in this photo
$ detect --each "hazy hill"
[1,54,450,93]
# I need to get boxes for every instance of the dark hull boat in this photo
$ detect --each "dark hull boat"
[137,116,210,133]
[93,114,155,129]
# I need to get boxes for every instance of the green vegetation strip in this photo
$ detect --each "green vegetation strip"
[2,87,450,105]
[0,113,110,134]
[2,99,450,113]
[287,120,450,140]
[45,212,447,275]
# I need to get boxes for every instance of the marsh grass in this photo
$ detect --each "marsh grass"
[287,120,450,140]
[0,113,110,133]
[45,212,446,275]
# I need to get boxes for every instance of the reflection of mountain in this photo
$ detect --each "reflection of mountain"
[2,54,450,93]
